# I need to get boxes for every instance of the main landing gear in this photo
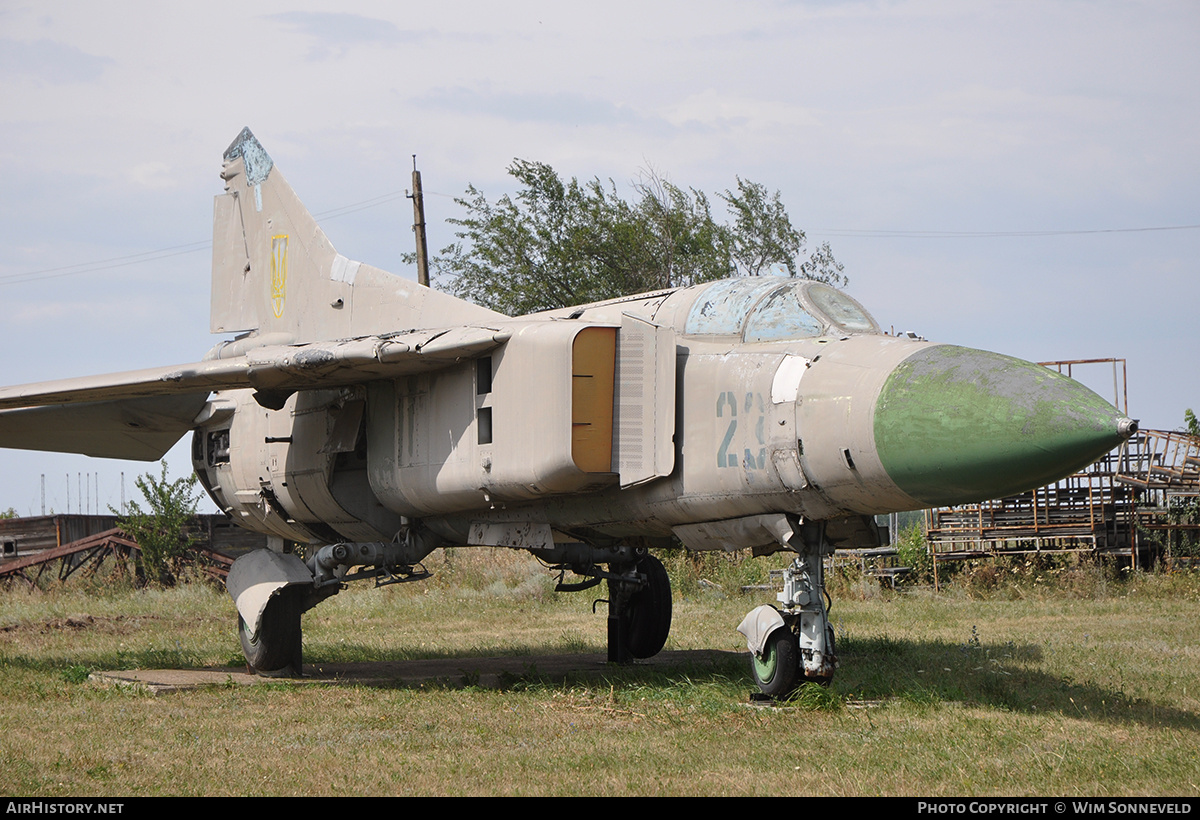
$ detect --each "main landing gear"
[228,539,675,677]
[605,552,672,664]
[237,588,303,677]
[227,534,437,677]
[532,543,673,663]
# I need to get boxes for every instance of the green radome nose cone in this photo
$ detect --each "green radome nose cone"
[874,345,1135,507]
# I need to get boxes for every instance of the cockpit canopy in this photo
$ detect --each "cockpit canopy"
[683,277,880,341]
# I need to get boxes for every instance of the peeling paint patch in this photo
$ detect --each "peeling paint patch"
[292,349,337,369]
[685,278,776,335]
[223,127,274,185]
[468,520,553,550]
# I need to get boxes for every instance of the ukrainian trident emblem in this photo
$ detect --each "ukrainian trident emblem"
[271,235,288,318]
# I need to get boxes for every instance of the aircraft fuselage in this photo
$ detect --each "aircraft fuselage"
[190,276,1132,561]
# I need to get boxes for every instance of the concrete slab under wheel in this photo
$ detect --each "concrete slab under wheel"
[90,649,741,694]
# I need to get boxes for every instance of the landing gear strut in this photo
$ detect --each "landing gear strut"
[531,542,673,664]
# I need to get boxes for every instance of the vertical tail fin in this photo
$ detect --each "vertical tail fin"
[210,128,504,344]
[211,128,341,340]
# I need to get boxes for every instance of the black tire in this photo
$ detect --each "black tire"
[238,590,302,677]
[627,554,672,659]
[752,626,800,698]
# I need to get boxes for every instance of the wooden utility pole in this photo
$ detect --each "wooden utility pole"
[408,155,430,287]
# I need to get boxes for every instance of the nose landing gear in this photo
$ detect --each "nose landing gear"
[738,535,837,699]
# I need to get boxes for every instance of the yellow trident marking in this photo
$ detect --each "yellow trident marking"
[270,235,288,318]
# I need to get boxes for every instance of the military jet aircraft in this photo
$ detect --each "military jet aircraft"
[0,129,1137,697]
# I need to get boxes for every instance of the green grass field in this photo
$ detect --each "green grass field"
[1,550,1198,796]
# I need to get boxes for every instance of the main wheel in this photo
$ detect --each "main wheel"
[752,626,800,698]
[239,590,302,677]
[627,554,672,659]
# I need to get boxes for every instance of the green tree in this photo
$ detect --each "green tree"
[117,462,202,587]
[421,161,845,315]
[1156,409,1200,559]
[0,507,17,519]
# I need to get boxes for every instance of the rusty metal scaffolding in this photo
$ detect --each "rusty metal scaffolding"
[924,427,1200,572]
[1115,428,1200,565]
[0,527,238,588]
[0,528,141,588]
[922,357,1199,574]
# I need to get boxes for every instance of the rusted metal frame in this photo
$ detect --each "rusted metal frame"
[58,545,103,581]
[1091,473,1108,548]
[929,535,1097,555]
[1041,357,1123,417]
[0,530,141,587]
[81,540,127,581]
[1086,476,1097,547]
[0,568,35,589]
[194,545,234,582]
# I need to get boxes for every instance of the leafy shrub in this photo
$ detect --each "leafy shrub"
[117,462,202,587]
[895,525,933,587]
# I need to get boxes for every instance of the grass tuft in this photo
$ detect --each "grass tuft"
[788,681,843,711]
[61,665,90,684]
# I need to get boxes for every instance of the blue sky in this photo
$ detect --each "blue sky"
[1,1,1196,515]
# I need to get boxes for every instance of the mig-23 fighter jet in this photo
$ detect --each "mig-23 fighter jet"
[0,129,1137,697]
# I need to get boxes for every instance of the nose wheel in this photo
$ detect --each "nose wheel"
[739,541,837,699]
[751,626,800,698]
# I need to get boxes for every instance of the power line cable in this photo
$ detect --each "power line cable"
[818,224,1200,238]
[0,189,416,287]
[4,183,1195,286]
